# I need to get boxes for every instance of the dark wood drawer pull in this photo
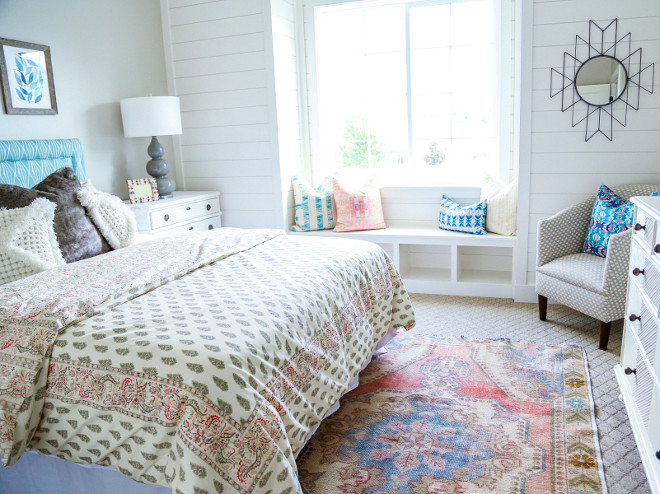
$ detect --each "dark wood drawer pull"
[655,244,660,254]
[624,367,637,375]
[186,206,191,211]
[629,314,641,322]
[188,226,194,230]
[206,204,211,211]
[208,225,213,230]
[632,267,645,276]
[656,450,660,460]
[634,223,646,231]
[164,214,170,222]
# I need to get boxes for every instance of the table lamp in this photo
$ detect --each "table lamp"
[120,96,182,197]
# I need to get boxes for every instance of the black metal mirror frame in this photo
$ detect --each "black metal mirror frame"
[550,18,655,141]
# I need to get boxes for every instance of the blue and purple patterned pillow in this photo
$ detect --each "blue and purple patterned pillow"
[438,195,487,235]
[583,185,658,257]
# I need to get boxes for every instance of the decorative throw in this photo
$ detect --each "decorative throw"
[291,175,334,232]
[333,174,387,232]
[78,181,137,249]
[298,334,606,494]
[0,198,65,284]
[438,195,487,235]
[481,174,518,236]
[584,184,658,257]
[0,166,110,263]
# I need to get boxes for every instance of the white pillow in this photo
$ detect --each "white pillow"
[0,198,65,285]
[78,182,137,249]
[480,174,518,236]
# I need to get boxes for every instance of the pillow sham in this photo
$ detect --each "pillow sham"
[583,184,658,257]
[480,174,518,236]
[291,175,334,232]
[78,182,137,249]
[438,195,487,235]
[333,174,387,232]
[0,167,111,263]
[0,198,65,285]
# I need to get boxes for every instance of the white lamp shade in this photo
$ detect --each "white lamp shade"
[120,96,182,138]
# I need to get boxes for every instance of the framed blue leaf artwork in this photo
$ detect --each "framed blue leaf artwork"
[0,37,57,115]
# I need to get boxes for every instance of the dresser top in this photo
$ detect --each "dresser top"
[632,196,660,219]
[126,191,219,209]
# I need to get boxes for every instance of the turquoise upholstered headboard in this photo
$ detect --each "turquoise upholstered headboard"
[0,139,86,188]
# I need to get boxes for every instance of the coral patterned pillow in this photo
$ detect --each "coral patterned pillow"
[333,175,387,232]
[583,184,658,257]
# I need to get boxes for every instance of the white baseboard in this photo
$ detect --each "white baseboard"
[514,284,537,303]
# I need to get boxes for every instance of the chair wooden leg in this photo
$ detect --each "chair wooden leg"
[538,295,547,321]
[599,321,611,351]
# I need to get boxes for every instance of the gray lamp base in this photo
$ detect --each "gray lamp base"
[146,136,176,198]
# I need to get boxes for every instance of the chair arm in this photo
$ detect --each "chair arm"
[536,198,594,267]
[603,229,633,292]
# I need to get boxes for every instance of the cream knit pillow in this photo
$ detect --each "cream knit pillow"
[480,174,518,236]
[0,198,65,285]
[78,182,137,249]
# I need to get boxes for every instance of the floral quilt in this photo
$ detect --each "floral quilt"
[0,228,415,493]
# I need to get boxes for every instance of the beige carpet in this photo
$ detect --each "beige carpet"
[408,293,650,494]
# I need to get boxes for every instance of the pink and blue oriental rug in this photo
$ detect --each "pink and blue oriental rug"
[298,334,606,493]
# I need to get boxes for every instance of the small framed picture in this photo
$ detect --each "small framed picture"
[126,178,159,204]
[0,37,57,115]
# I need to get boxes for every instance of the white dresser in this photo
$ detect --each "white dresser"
[615,195,660,493]
[128,191,222,236]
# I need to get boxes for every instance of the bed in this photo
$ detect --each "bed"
[0,139,416,493]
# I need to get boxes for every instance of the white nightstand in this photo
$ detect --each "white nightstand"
[128,191,222,236]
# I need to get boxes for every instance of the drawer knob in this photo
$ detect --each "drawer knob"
[629,314,641,322]
[624,367,637,375]
[188,226,194,231]
[656,450,660,460]
[164,214,170,222]
[634,223,646,231]
[186,206,191,211]
[655,244,660,254]
[206,204,211,211]
[632,267,645,276]
[208,225,213,230]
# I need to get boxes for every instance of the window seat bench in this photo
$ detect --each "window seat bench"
[289,222,518,297]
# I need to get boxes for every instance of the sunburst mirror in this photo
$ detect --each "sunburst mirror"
[550,18,654,141]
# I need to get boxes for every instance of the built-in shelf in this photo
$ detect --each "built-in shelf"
[290,223,517,297]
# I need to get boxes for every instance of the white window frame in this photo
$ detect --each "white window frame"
[299,0,515,186]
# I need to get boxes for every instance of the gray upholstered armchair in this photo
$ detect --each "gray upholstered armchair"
[536,184,659,351]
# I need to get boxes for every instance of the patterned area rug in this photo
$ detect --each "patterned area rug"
[297,334,607,493]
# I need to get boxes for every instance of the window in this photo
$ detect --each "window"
[304,0,514,185]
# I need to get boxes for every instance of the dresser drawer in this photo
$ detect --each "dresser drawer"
[627,281,660,361]
[631,240,660,313]
[634,207,658,251]
[150,197,220,229]
[159,214,222,235]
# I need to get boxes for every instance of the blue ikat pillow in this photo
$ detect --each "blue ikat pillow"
[438,196,487,235]
[290,175,334,232]
[583,184,658,257]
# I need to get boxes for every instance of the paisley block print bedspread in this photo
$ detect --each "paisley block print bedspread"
[0,228,416,493]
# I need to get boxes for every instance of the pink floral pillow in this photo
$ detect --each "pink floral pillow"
[333,175,387,232]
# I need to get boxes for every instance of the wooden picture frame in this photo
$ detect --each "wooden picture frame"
[126,178,159,204]
[0,37,57,115]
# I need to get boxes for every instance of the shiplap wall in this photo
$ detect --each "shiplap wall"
[523,0,660,290]
[162,0,288,228]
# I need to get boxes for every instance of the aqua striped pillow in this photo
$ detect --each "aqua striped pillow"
[291,175,334,232]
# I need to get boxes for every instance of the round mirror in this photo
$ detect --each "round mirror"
[575,55,628,106]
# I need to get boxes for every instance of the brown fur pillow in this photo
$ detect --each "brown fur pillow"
[0,167,111,263]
